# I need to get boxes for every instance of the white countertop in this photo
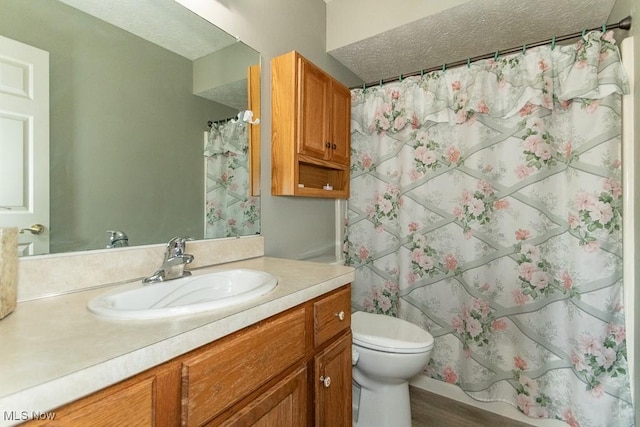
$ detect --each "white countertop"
[0,257,354,424]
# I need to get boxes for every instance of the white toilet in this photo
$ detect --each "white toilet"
[351,311,434,427]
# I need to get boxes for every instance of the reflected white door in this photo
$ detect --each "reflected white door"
[0,35,49,256]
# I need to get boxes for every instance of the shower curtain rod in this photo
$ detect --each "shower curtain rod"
[352,15,632,90]
[207,116,238,127]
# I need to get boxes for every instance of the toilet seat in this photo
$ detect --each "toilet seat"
[351,311,434,354]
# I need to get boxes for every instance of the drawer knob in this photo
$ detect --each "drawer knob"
[320,375,331,388]
[335,311,345,321]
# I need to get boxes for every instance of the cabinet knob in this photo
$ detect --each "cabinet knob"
[334,311,345,321]
[332,143,337,149]
[320,375,331,388]
[325,141,331,148]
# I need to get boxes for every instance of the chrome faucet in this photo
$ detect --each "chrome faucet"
[143,237,194,284]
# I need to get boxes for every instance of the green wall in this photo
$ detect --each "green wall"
[0,0,235,253]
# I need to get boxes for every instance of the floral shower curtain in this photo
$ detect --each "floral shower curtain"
[345,31,633,425]
[204,120,259,238]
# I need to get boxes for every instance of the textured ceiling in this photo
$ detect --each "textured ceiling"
[328,0,618,84]
[196,79,249,111]
[57,0,237,60]
[56,0,250,107]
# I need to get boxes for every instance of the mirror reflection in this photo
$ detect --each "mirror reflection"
[0,0,261,256]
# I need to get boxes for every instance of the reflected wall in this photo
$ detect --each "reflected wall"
[0,0,256,254]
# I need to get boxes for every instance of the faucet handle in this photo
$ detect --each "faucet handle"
[107,230,128,241]
[166,236,193,257]
[106,230,129,248]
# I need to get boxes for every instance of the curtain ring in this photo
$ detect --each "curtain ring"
[442,64,446,73]
[399,74,403,82]
[551,36,556,50]
[494,51,499,61]
[379,79,383,87]
[467,58,471,68]
[522,44,526,55]
[581,29,586,40]
[420,69,424,77]
[602,24,607,32]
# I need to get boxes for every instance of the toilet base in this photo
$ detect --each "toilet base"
[352,378,412,427]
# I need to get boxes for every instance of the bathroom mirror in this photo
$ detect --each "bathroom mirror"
[0,0,261,256]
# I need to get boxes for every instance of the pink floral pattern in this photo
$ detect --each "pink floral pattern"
[373,89,408,133]
[452,180,508,234]
[513,236,580,301]
[204,122,259,238]
[569,178,623,248]
[362,280,399,316]
[366,184,402,229]
[512,357,553,418]
[346,30,632,426]
[571,325,628,391]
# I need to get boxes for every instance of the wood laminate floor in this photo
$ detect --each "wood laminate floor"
[410,386,536,427]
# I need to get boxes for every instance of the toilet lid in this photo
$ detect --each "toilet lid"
[351,311,434,354]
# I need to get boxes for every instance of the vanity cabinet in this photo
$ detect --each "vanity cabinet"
[271,51,351,199]
[23,285,351,427]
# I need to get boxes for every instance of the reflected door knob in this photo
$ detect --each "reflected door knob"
[19,224,46,235]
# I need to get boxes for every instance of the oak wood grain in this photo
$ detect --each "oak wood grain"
[181,308,306,426]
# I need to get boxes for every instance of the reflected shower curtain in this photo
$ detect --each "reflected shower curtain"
[345,31,633,425]
[204,121,259,238]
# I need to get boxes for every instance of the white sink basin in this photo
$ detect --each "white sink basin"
[87,269,277,320]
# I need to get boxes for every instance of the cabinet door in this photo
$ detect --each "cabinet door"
[217,365,307,427]
[297,57,329,160]
[328,82,351,166]
[314,332,352,427]
[182,308,306,426]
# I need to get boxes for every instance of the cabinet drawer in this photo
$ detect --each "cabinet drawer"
[314,286,351,348]
[181,307,306,426]
[26,376,155,427]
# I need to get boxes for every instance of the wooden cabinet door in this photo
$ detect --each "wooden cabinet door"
[216,365,307,427]
[297,56,329,161]
[314,332,352,427]
[328,82,351,166]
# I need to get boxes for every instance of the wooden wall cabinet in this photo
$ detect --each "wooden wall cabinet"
[24,285,352,427]
[271,51,351,199]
